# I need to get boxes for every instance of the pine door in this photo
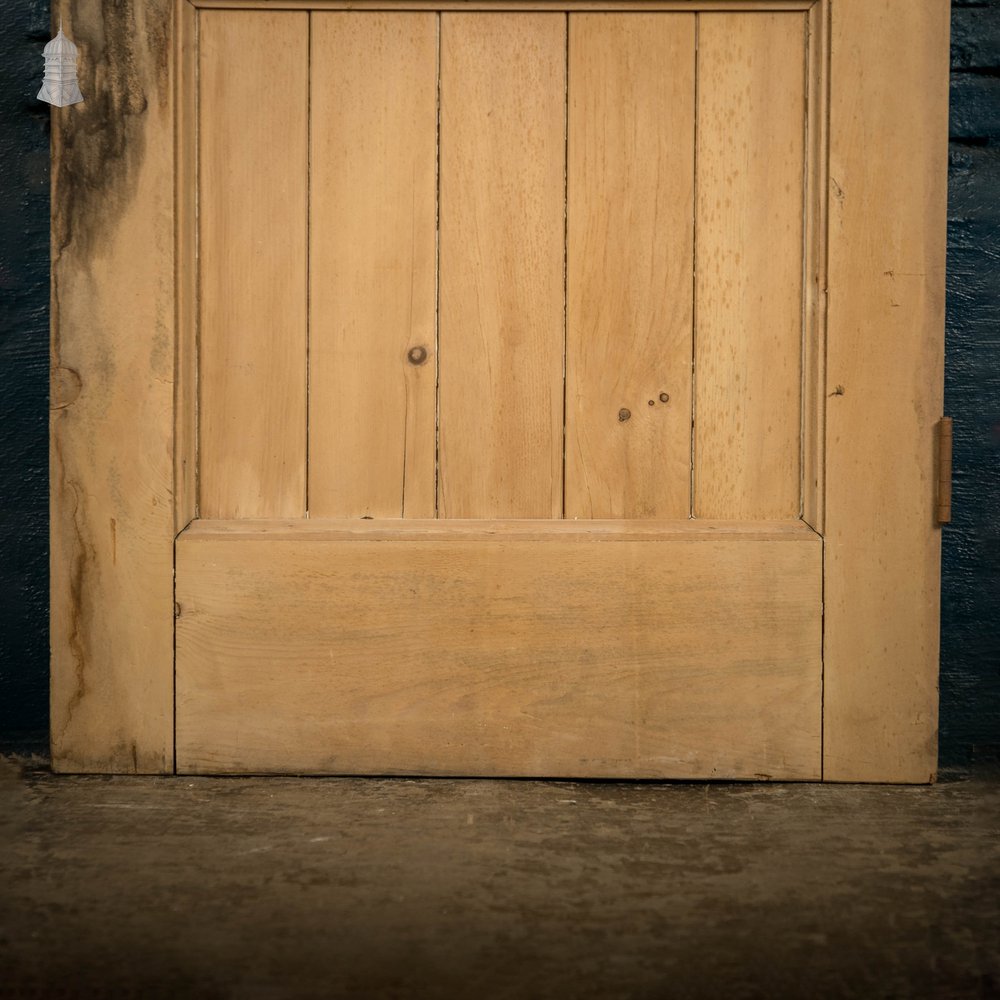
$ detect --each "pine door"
[50,0,949,781]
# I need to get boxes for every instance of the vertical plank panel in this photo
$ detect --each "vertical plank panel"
[198,10,308,518]
[694,13,806,519]
[50,0,175,772]
[438,13,565,519]
[565,14,695,520]
[824,0,948,783]
[309,13,438,518]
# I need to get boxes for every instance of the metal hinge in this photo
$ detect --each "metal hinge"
[936,417,953,525]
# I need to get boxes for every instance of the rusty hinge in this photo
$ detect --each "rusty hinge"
[936,417,954,525]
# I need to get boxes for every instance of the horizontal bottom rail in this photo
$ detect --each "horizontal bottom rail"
[175,521,822,778]
[179,517,819,544]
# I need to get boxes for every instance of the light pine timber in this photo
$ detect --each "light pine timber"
[183,517,815,542]
[566,14,695,519]
[801,0,828,533]
[309,13,437,518]
[176,525,822,778]
[198,10,308,518]
[175,0,198,532]
[694,12,807,519]
[823,0,949,783]
[50,0,175,772]
[193,1,817,10]
[438,13,566,518]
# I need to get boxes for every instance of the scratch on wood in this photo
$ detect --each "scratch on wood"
[401,374,409,518]
[52,431,96,749]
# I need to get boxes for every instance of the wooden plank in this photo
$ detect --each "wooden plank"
[198,10,308,518]
[176,528,822,777]
[438,13,565,518]
[308,13,438,518]
[823,0,948,783]
[565,14,695,519]
[693,12,807,519]
[50,0,176,772]
[183,517,818,542]
[801,0,828,532]
[194,1,817,10]
[175,0,198,532]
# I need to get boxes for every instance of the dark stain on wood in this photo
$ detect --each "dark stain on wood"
[50,432,97,755]
[47,0,172,771]
[51,0,172,268]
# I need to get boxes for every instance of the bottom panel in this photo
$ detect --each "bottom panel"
[175,520,823,778]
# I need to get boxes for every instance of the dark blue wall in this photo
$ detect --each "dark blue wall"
[0,0,50,756]
[943,0,1000,767]
[1,0,997,767]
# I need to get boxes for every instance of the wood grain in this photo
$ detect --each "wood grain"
[198,10,308,518]
[194,1,817,9]
[801,0,828,532]
[693,12,807,519]
[176,526,822,778]
[184,517,817,542]
[565,14,695,519]
[50,0,175,772]
[823,0,948,783]
[438,13,566,518]
[175,0,198,532]
[309,13,438,518]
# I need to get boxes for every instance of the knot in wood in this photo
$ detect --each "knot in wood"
[50,366,83,410]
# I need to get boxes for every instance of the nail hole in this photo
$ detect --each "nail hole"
[648,400,655,407]
[618,408,631,422]
[659,392,670,404]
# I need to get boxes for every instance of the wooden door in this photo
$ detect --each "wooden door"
[50,0,950,782]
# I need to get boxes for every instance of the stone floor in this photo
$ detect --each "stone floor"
[1,756,998,999]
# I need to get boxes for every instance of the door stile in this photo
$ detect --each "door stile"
[50,0,178,772]
[822,0,948,783]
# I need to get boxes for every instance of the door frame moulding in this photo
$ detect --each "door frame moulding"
[801,0,829,532]
[50,0,948,780]
[190,2,818,10]
[176,0,198,535]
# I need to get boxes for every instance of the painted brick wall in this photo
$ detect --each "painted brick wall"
[0,0,50,755]
[942,0,1000,766]
[0,0,997,767]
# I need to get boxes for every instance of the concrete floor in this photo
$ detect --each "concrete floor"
[1,757,998,1000]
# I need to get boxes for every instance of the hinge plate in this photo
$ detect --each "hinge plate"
[936,417,953,525]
